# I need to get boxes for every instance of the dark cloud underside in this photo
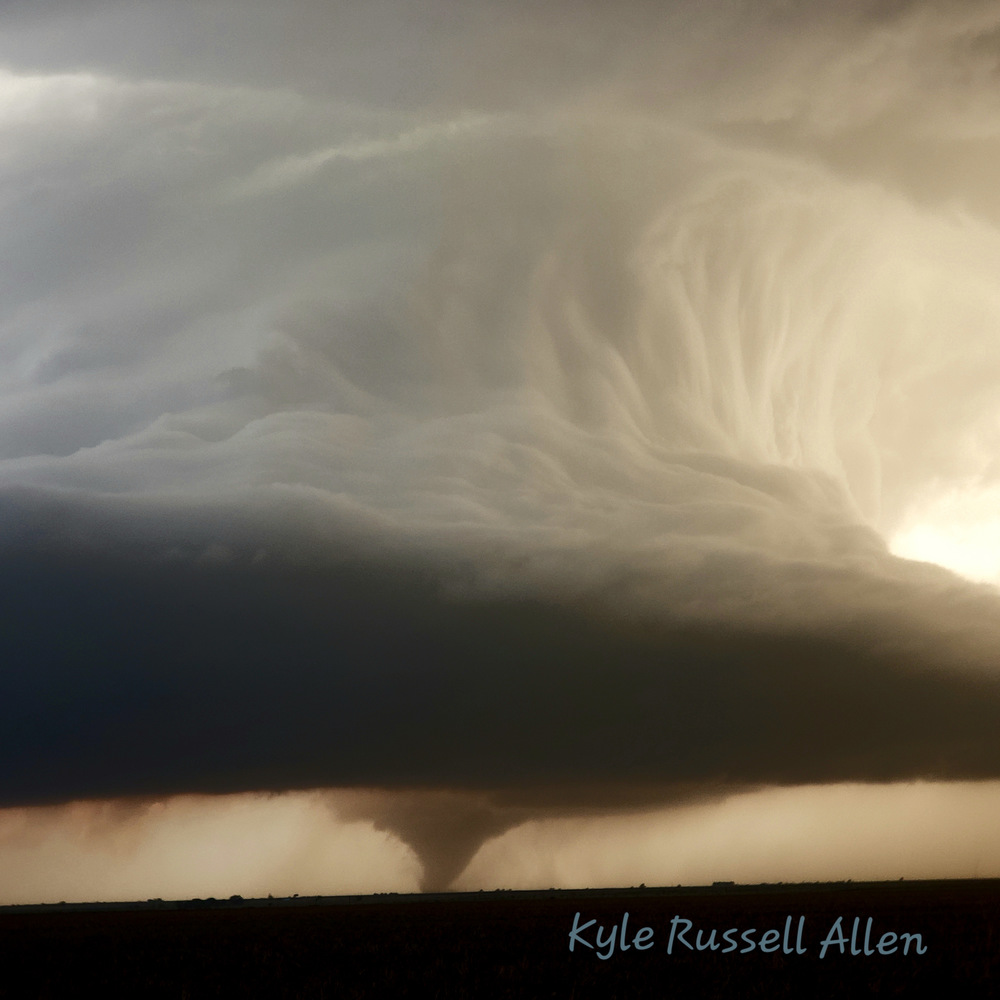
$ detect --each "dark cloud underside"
[4,0,1000,890]
[4,546,1000,808]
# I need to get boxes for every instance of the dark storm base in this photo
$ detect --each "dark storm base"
[2,879,998,998]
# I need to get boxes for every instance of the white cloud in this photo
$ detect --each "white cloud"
[4,0,1000,899]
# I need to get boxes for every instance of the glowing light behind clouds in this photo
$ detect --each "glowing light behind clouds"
[4,0,1000,897]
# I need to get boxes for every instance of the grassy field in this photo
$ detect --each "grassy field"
[2,879,998,997]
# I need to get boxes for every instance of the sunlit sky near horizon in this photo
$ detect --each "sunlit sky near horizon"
[5,0,1000,903]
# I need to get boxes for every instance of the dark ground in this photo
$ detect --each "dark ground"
[1,879,998,998]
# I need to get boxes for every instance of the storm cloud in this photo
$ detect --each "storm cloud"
[5,0,1000,893]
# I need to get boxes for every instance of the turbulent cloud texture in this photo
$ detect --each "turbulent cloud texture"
[4,0,1000,893]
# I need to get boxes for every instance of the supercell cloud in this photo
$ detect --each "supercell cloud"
[4,0,1000,893]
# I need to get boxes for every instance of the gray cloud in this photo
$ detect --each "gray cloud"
[4,0,1000,889]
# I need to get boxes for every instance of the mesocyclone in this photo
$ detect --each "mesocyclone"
[4,0,1000,897]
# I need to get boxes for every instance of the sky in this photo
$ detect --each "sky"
[5,0,1000,901]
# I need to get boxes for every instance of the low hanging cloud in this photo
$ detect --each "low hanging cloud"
[4,0,1000,892]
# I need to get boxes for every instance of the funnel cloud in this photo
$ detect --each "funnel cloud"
[4,0,1000,894]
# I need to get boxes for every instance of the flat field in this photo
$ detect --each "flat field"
[2,879,998,998]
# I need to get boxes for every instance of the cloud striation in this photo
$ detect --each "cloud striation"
[4,0,1000,890]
